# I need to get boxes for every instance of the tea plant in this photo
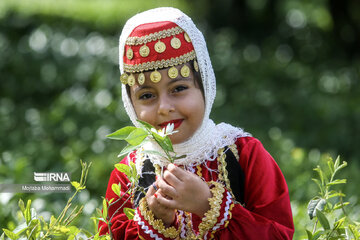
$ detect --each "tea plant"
[306,156,360,240]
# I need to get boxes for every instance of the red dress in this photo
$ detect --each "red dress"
[98,137,294,239]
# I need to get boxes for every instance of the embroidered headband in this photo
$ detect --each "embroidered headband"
[120,21,199,86]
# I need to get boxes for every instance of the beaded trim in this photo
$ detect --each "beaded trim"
[126,26,184,46]
[138,197,182,239]
[124,50,196,73]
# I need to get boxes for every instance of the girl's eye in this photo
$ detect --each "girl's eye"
[173,85,188,93]
[139,93,153,100]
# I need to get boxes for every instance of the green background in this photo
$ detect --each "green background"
[1,0,359,238]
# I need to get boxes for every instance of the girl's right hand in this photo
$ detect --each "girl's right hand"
[145,182,176,227]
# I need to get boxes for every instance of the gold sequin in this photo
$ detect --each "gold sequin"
[124,50,196,73]
[154,40,166,53]
[126,48,133,60]
[184,32,191,42]
[180,65,190,78]
[168,66,178,79]
[138,73,145,85]
[120,73,128,84]
[171,36,181,49]
[150,70,161,83]
[194,59,199,72]
[139,44,150,57]
[127,74,135,86]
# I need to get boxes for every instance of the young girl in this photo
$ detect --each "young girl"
[99,7,294,239]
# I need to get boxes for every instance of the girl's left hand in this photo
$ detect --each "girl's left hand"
[155,163,212,217]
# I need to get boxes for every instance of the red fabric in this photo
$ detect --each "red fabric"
[123,21,195,66]
[98,137,294,239]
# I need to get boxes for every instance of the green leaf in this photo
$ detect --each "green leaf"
[142,150,167,159]
[306,230,313,240]
[129,161,137,177]
[313,230,325,240]
[334,156,340,169]
[348,224,360,239]
[125,128,148,146]
[102,198,108,220]
[163,136,174,152]
[314,167,325,186]
[328,192,345,199]
[327,159,335,174]
[136,119,154,131]
[118,144,139,158]
[25,199,32,225]
[333,202,350,210]
[50,215,57,227]
[123,208,135,220]
[327,179,347,186]
[71,181,80,189]
[18,199,25,216]
[111,183,121,197]
[115,163,132,177]
[333,217,346,230]
[308,198,326,219]
[106,126,136,140]
[2,229,17,240]
[316,209,330,230]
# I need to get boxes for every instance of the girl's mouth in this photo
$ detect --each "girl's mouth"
[159,119,183,130]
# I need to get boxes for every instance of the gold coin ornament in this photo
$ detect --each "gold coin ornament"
[120,73,128,84]
[194,60,199,72]
[168,66,178,79]
[154,40,166,53]
[139,44,150,57]
[138,73,145,85]
[184,33,191,43]
[126,48,133,60]
[128,74,135,86]
[171,37,181,49]
[180,65,190,78]
[150,70,161,83]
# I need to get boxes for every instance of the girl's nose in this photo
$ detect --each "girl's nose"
[157,95,175,115]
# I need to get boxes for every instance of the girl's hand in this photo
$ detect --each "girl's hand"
[155,163,212,217]
[145,182,176,227]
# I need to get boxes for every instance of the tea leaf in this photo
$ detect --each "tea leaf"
[18,199,25,216]
[111,183,121,197]
[333,202,350,210]
[316,209,330,230]
[107,126,136,140]
[308,198,326,219]
[313,230,325,240]
[115,163,132,177]
[123,208,135,220]
[306,230,313,240]
[25,199,32,225]
[102,198,108,220]
[2,229,17,240]
[137,119,154,131]
[125,128,148,146]
[327,179,346,186]
[117,144,139,158]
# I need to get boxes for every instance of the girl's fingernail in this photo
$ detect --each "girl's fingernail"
[155,176,158,180]
[154,193,158,198]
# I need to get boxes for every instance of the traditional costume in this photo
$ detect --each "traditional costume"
[99,7,294,239]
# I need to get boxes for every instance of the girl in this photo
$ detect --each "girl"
[99,7,294,239]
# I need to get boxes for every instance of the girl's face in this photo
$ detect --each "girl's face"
[129,63,205,144]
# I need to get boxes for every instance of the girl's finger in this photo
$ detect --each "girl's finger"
[157,177,177,198]
[163,168,183,187]
[166,163,187,181]
[155,192,177,209]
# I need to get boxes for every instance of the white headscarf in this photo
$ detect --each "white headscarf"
[119,7,250,168]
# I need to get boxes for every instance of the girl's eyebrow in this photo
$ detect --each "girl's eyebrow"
[133,85,152,94]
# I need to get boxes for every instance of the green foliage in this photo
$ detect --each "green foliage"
[306,156,360,239]
[0,161,107,240]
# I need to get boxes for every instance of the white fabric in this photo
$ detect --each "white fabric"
[119,7,251,170]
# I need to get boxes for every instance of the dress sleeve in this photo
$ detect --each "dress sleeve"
[98,155,182,240]
[211,137,294,239]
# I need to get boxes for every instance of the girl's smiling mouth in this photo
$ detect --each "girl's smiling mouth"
[159,119,184,130]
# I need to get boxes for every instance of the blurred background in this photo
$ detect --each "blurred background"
[0,0,359,238]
